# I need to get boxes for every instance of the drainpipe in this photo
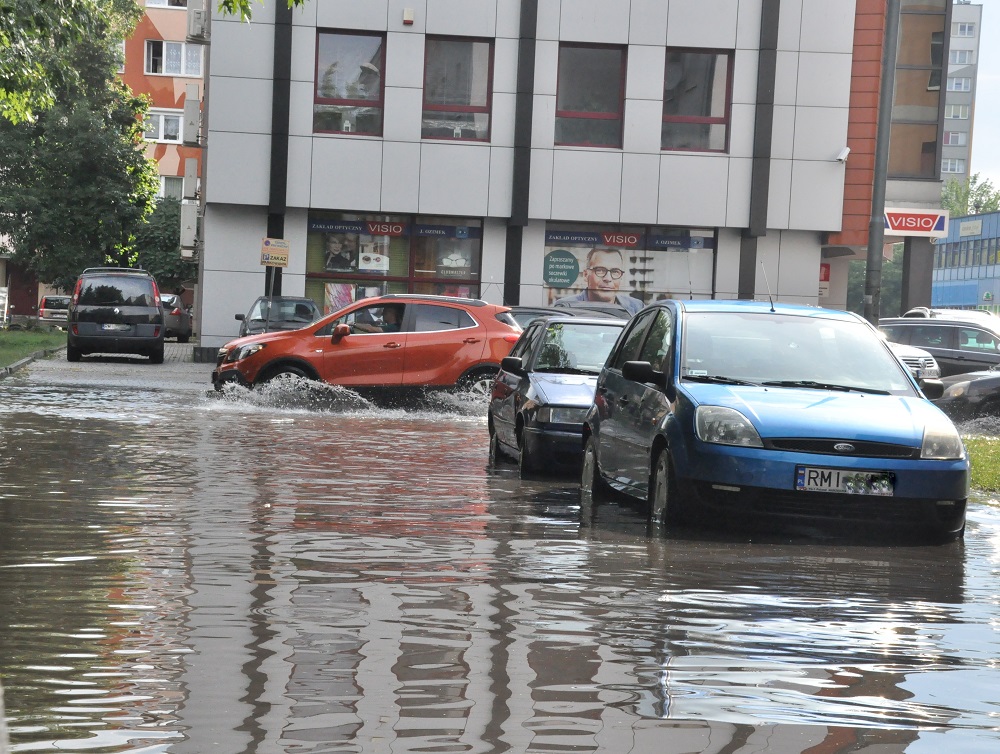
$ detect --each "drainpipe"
[266,2,293,297]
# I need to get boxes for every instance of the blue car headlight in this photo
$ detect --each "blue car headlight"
[921,414,966,460]
[536,406,589,424]
[226,343,266,363]
[695,406,763,447]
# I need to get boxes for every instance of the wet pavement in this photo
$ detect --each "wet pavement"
[2,347,1000,753]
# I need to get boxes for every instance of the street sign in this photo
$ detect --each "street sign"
[883,208,949,238]
[261,237,289,267]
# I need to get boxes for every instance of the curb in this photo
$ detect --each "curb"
[0,347,65,379]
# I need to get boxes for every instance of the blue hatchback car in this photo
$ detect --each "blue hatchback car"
[581,300,968,541]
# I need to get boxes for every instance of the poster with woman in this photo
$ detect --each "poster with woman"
[324,233,359,272]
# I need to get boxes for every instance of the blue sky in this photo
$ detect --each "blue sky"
[970,0,1000,188]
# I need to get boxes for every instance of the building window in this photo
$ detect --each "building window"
[421,37,492,141]
[950,49,974,65]
[945,104,970,119]
[661,49,733,152]
[943,131,968,146]
[947,77,972,92]
[952,22,976,37]
[555,44,626,148]
[314,31,385,135]
[145,40,202,76]
[145,0,188,7]
[942,158,966,173]
[144,110,182,142]
[159,176,183,200]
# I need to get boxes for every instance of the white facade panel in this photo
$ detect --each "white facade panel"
[799,0,855,55]
[286,136,314,208]
[560,0,630,44]
[533,40,559,96]
[528,149,553,218]
[789,160,845,231]
[425,0,496,37]
[530,94,556,149]
[211,21,275,79]
[535,0,560,41]
[519,220,549,305]
[290,25,317,83]
[480,218,508,304]
[288,81,315,138]
[619,153,660,223]
[767,159,793,230]
[622,98,664,155]
[792,107,850,162]
[714,228,743,298]
[310,138,385,210]
[385,31,425,89]
[628,0,669,46]
[493,37,520,94]
[771,105,796,160]
[380,140,421,213]
[496,0,521,39]
[204,131,271,206]
[667,0,739,49]
[488,147,515,217]
[732,49,759,105]
[491,91,517,148]
[796,53,852,108]
[626,46,666,101]
[735,0,763,50]
[210,77,273,134]
[388,0,426,32]
[550,150,624,223]
[382,86,423,142]
[657,155,730,227]
[776,0,803,52]
[418,143,491,215]
[773,51,799,107]
[317,0,389,30]
[726,157,753,227]
[775,231,824,300]
[728,103,756,159]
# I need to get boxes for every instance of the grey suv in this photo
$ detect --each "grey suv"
[880,314,1000,377]
[67,268,165,363]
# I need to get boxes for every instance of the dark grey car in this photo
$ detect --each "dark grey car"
[160,293,193,343]
[67,268,165,363]
[880,315,1000,377]
[235,296,322,337]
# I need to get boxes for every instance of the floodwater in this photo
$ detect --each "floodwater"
[2,354,1000,754]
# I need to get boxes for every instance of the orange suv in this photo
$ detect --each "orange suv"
[212,294,521,395]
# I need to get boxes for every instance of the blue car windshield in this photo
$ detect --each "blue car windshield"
[681,312,916,395]
[534,322,624,374]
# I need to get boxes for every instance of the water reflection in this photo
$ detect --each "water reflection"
[1,368,1000,752]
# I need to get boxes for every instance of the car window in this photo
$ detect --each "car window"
[638,310,673,372]
[326,304,405,335]
[534,322,625,373]
[907,325,949,349]
[610,310,657,370]
[411,304,475,332]
[77,276,156,306]
[958,327,999,352]
[880,325,905,344]
[509,324,539,359]
[42,297,70,310]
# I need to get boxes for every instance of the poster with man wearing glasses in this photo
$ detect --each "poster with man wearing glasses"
[544,230,644,315]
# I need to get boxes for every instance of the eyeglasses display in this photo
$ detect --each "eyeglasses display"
[588,267,625,280]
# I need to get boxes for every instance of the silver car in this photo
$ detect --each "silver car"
[160,293,193,343]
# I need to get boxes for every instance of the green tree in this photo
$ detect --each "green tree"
[941,173,1000,217]
[134,197,198,293]
[0,0,140,123]
[0,29,159,291]
[847,245,903,317]
[220,0,310,22]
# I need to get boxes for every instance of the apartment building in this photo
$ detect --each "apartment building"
[941,1,981,181]
[193,0,953,349]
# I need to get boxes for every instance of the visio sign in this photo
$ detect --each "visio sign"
[883,208,949,238]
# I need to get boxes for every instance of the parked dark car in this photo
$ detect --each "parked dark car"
[880,314,1000,376]
[160,293,193,343]
[489,316,626,475]
[581,299,967,541]
[236,296,322,338]
[67,267,165,363]
[214,294,521,397]
[552,300,633,319]
[935,368,1000,420]
[37,295,71,328]
[507,305,620,329]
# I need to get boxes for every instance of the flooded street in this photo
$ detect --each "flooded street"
[2,352,1000,753]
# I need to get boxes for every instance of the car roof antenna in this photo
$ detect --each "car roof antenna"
[759,262,776,312]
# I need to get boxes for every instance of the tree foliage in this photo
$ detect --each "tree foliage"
[219,0,310,22]
[941,173,1000,218]
[0,0,140,123]
[847,246,902,317]
[0,26,159,291]
[133,197,198,293]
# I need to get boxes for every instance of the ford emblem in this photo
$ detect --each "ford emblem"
[833,443,855,453]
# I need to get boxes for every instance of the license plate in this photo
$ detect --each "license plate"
[795,467,894,496]
[101,323,130,331]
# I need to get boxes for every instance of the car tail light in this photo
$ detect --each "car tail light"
[71,278,82,306]
[154,326,161,337]
[71,324,79,335]
[169,307,182,316]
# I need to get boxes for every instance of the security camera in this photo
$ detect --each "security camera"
[835,147,851,163]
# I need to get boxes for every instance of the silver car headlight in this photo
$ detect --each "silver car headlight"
[921,413,966,460]
[536,406,589,424]
[695,406,763,447]
[226,343,266,363]
[943,380,969,400]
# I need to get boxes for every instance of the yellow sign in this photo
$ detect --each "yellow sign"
[261,237,289,267]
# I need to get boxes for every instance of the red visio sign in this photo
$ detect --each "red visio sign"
[366,221,406,237]
[601,232,641,247]
[883,209,949,237]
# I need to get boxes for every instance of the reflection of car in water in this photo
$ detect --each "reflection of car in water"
[235,296,322,338]
[489,316,626,475]
[582,299,967,542]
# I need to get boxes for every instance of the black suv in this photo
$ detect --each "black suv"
[880,313,1000,376]
[67,268,165,363]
